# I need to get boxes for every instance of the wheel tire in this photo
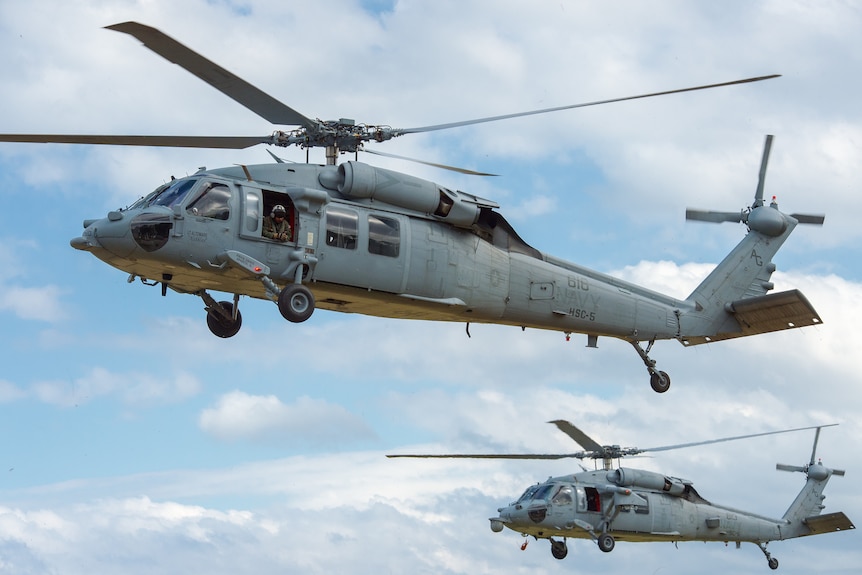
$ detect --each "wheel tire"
[597,533,615,553]
[206,301,242,338]
[768,557,779,570]
[278,284,315,323]
[650,371,671,393]
[550,540,568,560]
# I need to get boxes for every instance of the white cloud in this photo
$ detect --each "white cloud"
[29,367,201,407]
[0,380,25,403]
[198,391,377,445]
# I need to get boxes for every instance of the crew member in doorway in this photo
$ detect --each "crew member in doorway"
[263,204,291,242]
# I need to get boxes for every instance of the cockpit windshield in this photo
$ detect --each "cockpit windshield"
[515,483,556,504]
[149,178,199,208]
[517,484,541,503]
[531,483,555,501]
[127,178,200,212]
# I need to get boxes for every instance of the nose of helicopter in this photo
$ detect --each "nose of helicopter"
[490,502,533,533]
[70,211,137,257]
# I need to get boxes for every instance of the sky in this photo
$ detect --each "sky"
[0,1,860,574]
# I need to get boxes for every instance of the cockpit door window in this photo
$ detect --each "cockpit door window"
[186,182,231,220]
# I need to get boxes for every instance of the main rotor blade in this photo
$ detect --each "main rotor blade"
[641,424,838,454]
[0,134,273,149]
[362,148,498,176]
[389,424,839,462]
[395,75,781,135]
[548,420,604,452]
[386,453,582,460]
[106,22,316,129]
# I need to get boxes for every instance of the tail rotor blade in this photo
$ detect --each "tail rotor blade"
[685,209,745,224]
[790,213,826,225]
[754,134,774,207]
[809,427,822,466]
[776,463,807,473]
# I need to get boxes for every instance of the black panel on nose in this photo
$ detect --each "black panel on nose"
[131,213,173,252]
[528,507,547,523]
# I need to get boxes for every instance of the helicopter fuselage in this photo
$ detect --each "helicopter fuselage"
[70,159,821,393]
[494,469,787,545]
[73,161,688,338]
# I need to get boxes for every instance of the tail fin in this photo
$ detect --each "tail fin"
[680,136,824,345]
[777,426,854,539]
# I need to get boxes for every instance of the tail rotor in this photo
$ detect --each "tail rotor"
[685,135,825,233]
[776,425,845,478]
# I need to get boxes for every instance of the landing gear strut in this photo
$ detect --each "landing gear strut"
[630,339,671,393]
[757,542,779,570]
[549,538,568,560]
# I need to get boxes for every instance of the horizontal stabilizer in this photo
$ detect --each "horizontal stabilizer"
[803,512,855,536]
[683,289,821,345]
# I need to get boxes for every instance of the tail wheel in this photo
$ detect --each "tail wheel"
[206,301,242,338]
[278,284,315,323]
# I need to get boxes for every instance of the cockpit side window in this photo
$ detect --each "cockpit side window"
[552,485,574,506]
[186,182,231,220]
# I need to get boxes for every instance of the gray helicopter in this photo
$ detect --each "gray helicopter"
[0,23,826,393]
[389,421,854,570]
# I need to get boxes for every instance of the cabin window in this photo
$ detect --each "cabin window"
[245,191,260,232]
[368,214,400,257]
[186,182,231,220]
[576,487,587,511]
[326,206,358,249]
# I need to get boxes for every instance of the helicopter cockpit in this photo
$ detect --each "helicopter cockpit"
[129,177,232,221]
[123,177,231,252]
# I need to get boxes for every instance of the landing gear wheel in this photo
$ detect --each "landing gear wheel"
[550,539,568,560]
[206,301,242,338]
[597,533,615,553]
[768,557,779,570]
[649,371,671,393]
[278,284,315,323]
